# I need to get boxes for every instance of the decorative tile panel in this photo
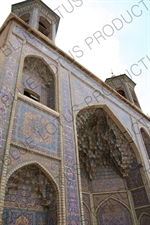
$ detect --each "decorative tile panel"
[131,187,149,207]
[92,178,125,192]
[0,33,22,177]
[136,206,150,219]
[97,199,132,225]
[60,67,80,224]
[12,100,60,156]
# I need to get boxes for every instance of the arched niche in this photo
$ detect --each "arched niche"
[97,198,132,225]
[76,105,150,224]
[22,56,55,110]
[76,107,135,180]
[117,89,126,98]
[141,128,150,158]
[20,13,30,24]
[140,213,150,225]
[2,164,58,225]
[83,203,91,225]
[39,16,51,37]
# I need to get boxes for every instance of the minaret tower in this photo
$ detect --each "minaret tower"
[12,0,60,42]
[105,74,141,108]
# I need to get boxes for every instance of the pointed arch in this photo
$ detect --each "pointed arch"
[139,212,150,225]
[23,54,57,75]
[96,197,131,213]
[76,104,143,163]
[20,13,30,24]
[76,104,143,181]
[96,197,132,225]
[83,202,91,225]
[117,89,126,98]
[22,55,56,110]
[39,16,51,37]
[3,161,59,225]
[75,104,150,224]
[6,160,59,192]
[140,128,150,158]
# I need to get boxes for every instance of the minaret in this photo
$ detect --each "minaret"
[11,0,60,42]
[105,74,141,108]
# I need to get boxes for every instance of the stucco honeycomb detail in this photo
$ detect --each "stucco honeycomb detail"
[76,108,134,179]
